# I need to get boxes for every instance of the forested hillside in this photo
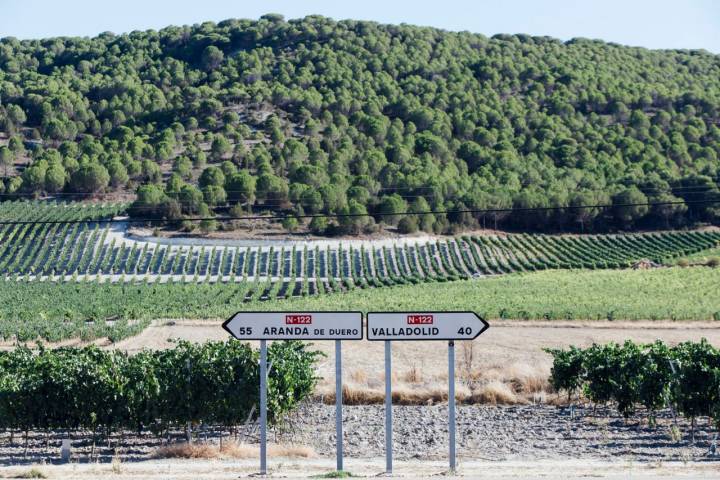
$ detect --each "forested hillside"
[1,14,719,234]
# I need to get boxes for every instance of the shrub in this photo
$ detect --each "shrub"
[545,346,584,400]
[282,217,299,232]
[672,339,720,434]
[546,339,720,433]
[0,340,320,435]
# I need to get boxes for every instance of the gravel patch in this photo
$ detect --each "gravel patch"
[0,405,716,466]
[289,403,716,462]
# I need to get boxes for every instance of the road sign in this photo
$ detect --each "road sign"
[223,311,362,476]
[368,311,489,474]
[366,311,488,341]
[223,311,363,340]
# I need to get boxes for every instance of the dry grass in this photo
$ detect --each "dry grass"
[504,362,550,394]
[11,468,47,479]
[268,444,316,458]
[470,361,550,391]
[349,368,368,384]
[318,380,470,405]
[342,382,385,405]
[153,442,316,460]
[460,340,476,379]
[402,365,423,383]
[470,381,524,405]
[466,361,549,405]
[316,361,551,406]
[391,382,470,405]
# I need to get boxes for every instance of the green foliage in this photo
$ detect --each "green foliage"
[638,341,673,414]
[44,164,66,193]
[397,215,418,234]
[69,163,110,195]
[583,342,645,417]
[130,185,170,218]
[0,340,319,434]
[545,346,584,399]
[378,194,407,226]
[546,339,720,427]
[226,170,257,205]
[199,167,226,189]
[613,187,650,229]
[0,146,13,176]
[179,185,205,214]
[309,215,328,234]
[0,17,718,232]
[672,339,720,421]
[1,266,719,343]
[312,471,354,478]
[211,135,232,160]
[108,161,129,188]
[203,185,227,206]
[201,45,225,71]
[282,217,299,232]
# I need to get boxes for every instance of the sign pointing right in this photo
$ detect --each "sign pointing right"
[366,311,489,341]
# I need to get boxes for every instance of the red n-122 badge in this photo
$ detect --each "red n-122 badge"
[286,314,312,325]
[407,314,434,325]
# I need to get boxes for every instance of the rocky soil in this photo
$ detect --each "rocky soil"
[1,403,716,466]
[289,403,717,462]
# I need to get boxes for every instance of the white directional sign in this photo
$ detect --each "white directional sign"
[223,311,363,340]
[367,311,488,341]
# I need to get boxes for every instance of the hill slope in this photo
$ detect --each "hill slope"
[0,15,719,233]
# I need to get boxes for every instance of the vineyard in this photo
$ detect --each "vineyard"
[0,340,319,440]
[2,202,719,299]
[2,267,719,343]
[0,200,718,342]
[547,339,720,438]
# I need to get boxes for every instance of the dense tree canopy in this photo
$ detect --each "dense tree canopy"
[0,15,719,233]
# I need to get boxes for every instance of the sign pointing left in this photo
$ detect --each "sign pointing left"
[222,311,363,340]
[223,311,362,476]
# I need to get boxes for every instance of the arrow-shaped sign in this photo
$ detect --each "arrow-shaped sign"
[366,311,489,341]
[223,311,363,340]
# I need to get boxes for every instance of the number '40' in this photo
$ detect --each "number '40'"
[457,327,472,335]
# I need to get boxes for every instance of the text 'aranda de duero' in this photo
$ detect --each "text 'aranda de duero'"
[261,327,359,336]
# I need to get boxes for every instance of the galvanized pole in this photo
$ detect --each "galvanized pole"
[385,340,393,474]
[335,339,344,472]
[448,340,456,473]
[259,340,268,475]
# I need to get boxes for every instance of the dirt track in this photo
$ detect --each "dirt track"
[1,458,718,479]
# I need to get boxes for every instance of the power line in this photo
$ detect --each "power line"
[1,184,719,210]
[0,198,718,226]
[1,182,718,199]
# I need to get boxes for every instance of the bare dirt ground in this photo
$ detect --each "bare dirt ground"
[129,220,423,242]
[1,402,718,478]
[111,319,720,384]
[2,458,719,479]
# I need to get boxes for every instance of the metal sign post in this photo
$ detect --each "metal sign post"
[448,340,456,472]
[223,311,362,475]
[335,339,344,472]
[367,312,489,473]
[385,340,393,474]
[259,339,268,475]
